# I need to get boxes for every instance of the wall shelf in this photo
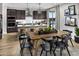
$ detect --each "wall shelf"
[65,24,77,27]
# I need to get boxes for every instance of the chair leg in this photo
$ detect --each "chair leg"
[60,48,63,56]
[50,50,54,56]
[29,48,33,56]
[65,46,71,56]
[53,46,57,53]
[52,50,56,56]
[50,45,53,56]
[45,51,48,56]
[51,48,56,56]
[40,49,43,56]
[20,48,24,56]
[69,38,74,47]
[50,49,53,56]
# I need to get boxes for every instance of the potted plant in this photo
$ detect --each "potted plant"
[43,26,52,34]
[74,27,79,43]
[38,28,43,35]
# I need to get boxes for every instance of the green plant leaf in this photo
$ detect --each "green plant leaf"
[75,27,79,36]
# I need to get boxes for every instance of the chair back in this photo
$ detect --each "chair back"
[19,33,32,48]
[63,30,72,39]
[63,30,72,35]
[61,34,70,46]
[41,38,51,50]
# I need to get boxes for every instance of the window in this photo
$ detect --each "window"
[48,11,56,29]
[48,11,56,18]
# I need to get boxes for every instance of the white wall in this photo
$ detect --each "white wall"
[60,3,79,39]
[2,3,7,36]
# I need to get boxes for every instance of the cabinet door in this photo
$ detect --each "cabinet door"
[7,27,18,33]
[21,10,25,19]
[40,11,47,19]
[33,11,47,19]
[0,15,2,39]
[16,10,25,19]
[0,34,2,39]
[7,9,16,17]
[43,11,47,19]
[7,9,11,15]
[33,11,38,19]
[16,10,21,19]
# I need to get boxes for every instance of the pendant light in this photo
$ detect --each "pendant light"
[26,3,32,16]
[38,3,41,14]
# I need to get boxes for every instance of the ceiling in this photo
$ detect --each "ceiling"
[6,3,61,10]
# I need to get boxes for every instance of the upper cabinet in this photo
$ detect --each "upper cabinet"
[7,9,16,17]
[33,11,47,19]
[16,10,25,19]
[7,9,25,19]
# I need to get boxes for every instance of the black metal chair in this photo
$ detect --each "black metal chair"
[63,30,74,47]
[40,37,56,56]
[53,35,71,56]
[19,33,33,56]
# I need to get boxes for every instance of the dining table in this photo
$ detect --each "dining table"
[26,30,69,56]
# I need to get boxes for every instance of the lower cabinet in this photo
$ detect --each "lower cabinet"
[0,34,2,39]
[0,29,2,39]
[7,27,18,33]
[7,9,25,33]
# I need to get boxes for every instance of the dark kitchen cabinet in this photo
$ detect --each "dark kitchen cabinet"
[21,10,25,19]
[7,9,25,19]
[7,9,16,17]
[33,11,38,19]
[0,15,2,39]
[7,27,18,33]
[33,11,47,19]
[16,10,21,19]
[0,28,2,39]
[41,11,47,19]
[16,10,25,19]
[7,9,25,33]
[7,9,17,33]
[7,18,18,33]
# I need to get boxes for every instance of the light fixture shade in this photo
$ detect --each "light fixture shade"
[26,3,32,16]
[25,8,32,16]
[38,10,41,14]
[38,3,41,14]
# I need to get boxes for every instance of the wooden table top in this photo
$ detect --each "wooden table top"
[26,30,69,40]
